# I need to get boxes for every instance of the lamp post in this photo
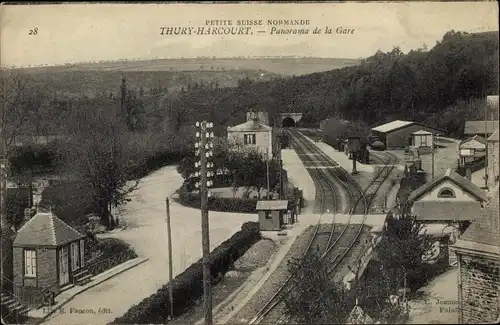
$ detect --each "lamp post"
[194,121,214,325]
[431,133,440,179]
[348,136,361,175]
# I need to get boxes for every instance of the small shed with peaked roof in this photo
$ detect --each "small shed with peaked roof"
[459,134,487,165]
[256,200,290,231]
[13,210,87,296]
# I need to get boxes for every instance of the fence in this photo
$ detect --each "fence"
[1,275,49,310]
[86,249,137,276]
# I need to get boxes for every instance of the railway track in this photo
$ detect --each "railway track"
[249,129,397,325]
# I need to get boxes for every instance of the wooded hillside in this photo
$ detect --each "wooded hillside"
[169,30,498,135]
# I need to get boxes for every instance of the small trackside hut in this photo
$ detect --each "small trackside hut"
[256,200,291,231]
[12,210,89,308]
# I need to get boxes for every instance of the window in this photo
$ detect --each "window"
[265,210,272,219]
[420,135,428,147]
[438,188,456,198]
[244,134,256,145]
[24,249,37,277]
[71,242,80,271]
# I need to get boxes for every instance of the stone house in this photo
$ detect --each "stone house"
[487,128,499,189]
[451,186,500,324]
[12,210,90,307]
[227,111,275,159]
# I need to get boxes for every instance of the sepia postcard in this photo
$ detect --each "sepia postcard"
[0,1,499,325]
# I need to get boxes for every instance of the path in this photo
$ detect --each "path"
[407,267,459,324]
[41,166,256,325]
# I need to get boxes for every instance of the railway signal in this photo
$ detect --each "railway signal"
[347,136,361,175]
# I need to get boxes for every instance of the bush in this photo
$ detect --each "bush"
[4,187,31,230]
[177,183,259,213]
[110,221,261,324]
[126,148,190,180]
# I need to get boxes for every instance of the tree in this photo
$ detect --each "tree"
[0,73,47,153]
[60,103,137,230]
[285,249,350,324]
[375,210,433,291]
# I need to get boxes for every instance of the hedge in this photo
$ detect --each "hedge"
[110,221,261,324]
[177,182,259,213]
[126,149,191,180]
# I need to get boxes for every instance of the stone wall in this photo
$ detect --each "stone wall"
[38,248,57,288]
[487,141,499,188]
[459,254,500,323]
[13,247,24,287]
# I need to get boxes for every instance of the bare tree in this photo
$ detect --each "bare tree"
[0,73,46,154]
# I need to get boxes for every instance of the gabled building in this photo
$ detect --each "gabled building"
[407,168,488,225]
[227,111,275,159]
[463,120,499,138]
[371,120,444,150]
[12,210,89,307]
[459,135,487,166]
[451,186,500,324]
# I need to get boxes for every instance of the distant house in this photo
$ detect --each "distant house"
[371,120,444,150]
[407,168,488,225]
[227,111,275,159]
[487,128,499,189]
[463,120,499,138]
[459,135,487,165]
[451,186,500,324]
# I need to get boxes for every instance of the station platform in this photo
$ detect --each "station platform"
[300,135,374,173]
[281,149,316,213]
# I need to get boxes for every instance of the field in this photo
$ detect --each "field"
[5,57,360,99]
[11,57,361,76]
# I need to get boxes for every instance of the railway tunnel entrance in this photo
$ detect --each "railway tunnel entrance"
[282,117,296,128]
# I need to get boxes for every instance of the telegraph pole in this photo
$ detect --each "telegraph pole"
[195,121,214,325]
[431,134,435,180]
[165,198,174,320]
[266,148,270,199]
[484,104,489,189]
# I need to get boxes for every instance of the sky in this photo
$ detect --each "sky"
[1,2,498,67]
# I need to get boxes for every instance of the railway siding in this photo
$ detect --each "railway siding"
[225,226,316,324]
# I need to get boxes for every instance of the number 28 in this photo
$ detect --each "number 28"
[29,27,38,35]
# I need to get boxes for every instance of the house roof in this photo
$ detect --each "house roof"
[488,128,499,142]
[459,135,487,150]
[256,200,289,210]
[464,121,499,135]
[227,120,272,132]
[371,120,414,133]
[407,168,488,203]
[412,130,433,135]
[412,200,481,221]
[13,211,85,247]
[457,186,499,249]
